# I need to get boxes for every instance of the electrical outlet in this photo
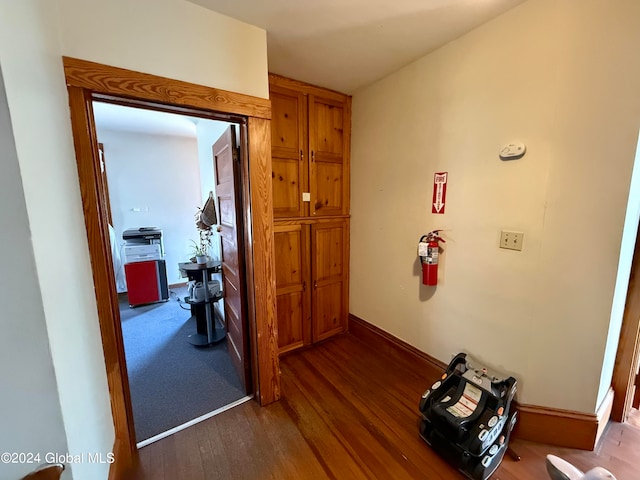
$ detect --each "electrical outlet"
[500,230,524,251]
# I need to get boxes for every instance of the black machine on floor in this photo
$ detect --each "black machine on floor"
[418,353,518,480]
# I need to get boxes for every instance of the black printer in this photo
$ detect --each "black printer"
[122,226,163,244]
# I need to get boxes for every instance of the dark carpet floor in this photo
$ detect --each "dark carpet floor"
[120,287,245,442]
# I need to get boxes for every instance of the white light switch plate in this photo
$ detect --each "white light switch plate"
[302,192,311,202]
[500,230,524,251]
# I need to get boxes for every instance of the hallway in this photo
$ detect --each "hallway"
[128,334,640,479]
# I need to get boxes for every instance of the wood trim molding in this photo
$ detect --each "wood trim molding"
[64,57,271,120]
[248,117,280,404]
[64,58,280,472]
[348,313,446,372]
[513,404,597,450]
[108,438,128,480]
[515,388,612,450]
[67,86,136,471]
[348,313,609,451]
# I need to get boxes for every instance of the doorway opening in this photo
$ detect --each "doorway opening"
[64,57,280,469]
[92,101,253,446]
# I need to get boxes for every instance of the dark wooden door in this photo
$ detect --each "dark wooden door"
[214,126,250,392]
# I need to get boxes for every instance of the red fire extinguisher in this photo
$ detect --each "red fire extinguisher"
[418,230,445,286]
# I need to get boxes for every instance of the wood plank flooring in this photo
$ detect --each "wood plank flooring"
[628,407,640,428]
[126,334,640,479]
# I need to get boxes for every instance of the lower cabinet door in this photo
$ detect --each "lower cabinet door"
[311,221,347,342]
[274,220,348,353]
[274,224,311,353]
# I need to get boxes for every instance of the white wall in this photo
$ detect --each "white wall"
[0,0,268,478]
[0,66,71,480]
[0,3,114,479]
[196,120,229,207]
[97,129,202,285]
[350,0,640,413]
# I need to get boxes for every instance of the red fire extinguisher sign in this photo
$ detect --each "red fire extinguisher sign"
[432,172,448,214]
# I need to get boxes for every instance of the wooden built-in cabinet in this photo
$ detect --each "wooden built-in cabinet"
[270,74,351,354]
[270,75,350,219]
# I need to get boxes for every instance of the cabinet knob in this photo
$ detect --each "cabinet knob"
[302,280,306,291]
[314,281,318,289]
[300,150,304,161]
[311,151,315,162]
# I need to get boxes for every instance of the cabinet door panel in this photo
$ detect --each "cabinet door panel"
[274,224,311,353]
[309,96,348,216]
[276,292,304,353]
[313,223,344,281]
[313,161,343,216]
[312,221,347,342]
[271,86,307,218]
[272,158,303,219]
[314,281,344,342]
[313,100,344,156]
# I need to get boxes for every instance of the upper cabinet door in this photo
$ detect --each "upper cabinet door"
[270,85,307,218]
[309,95,350,217]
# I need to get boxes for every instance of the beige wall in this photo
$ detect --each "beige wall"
[0,3,114,479]
[0,64,70,480]
[0,0,268,478]
[96,129,202,286]
[350,0,640,413]
[56,0,269,99]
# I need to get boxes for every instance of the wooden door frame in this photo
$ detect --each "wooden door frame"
[63,57,280,473]
[612,220,640,422]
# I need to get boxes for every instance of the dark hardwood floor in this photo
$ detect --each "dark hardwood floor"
[127,334,640,479]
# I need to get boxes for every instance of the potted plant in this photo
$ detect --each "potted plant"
[189,238,209,264]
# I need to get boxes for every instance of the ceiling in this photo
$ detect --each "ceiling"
[189,0,527,93]
[93,102,199,137]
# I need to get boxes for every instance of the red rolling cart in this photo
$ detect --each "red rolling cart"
[124,259,169,307]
